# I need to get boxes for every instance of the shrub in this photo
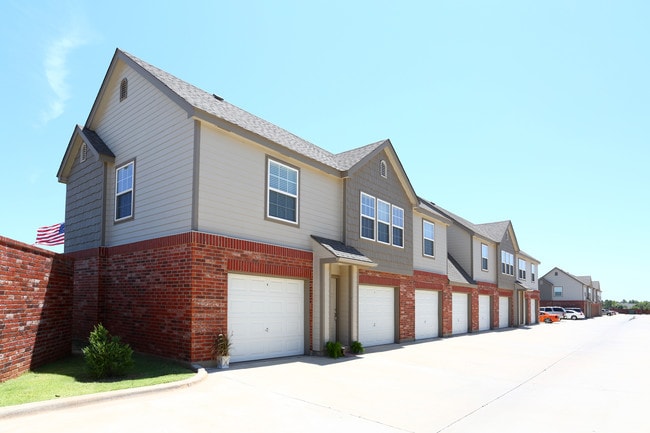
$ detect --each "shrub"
[350,340,364,354]
[82,323,134,379]
[325,341,344,359]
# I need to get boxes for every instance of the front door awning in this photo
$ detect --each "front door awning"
[311,235,376,268]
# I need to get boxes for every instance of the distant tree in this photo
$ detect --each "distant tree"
[633,301,650,311]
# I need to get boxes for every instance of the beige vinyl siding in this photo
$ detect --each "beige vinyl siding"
[545,271,584,300]
[94,63,194,246]
[413,214,447,275]
[197,124,342,250]
[447,224,471,272]
[473,238,497,284]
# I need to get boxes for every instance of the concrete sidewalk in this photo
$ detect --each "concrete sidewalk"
[2,315,648,432]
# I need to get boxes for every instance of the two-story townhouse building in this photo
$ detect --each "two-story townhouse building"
[430,205,541,330]
[539,268,602,317]
[57,49,460,365]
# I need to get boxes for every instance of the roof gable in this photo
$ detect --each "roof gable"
[57,125,114,183]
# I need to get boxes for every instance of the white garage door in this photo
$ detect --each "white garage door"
[415,290,439,340]
[452,292,469,335]
[499,296,510,328]
[359,285,395,347]
[530,299,536,324]
[478,295,491,331]
[228,274,304,363]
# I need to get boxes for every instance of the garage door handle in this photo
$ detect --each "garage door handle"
[265,327,269,332]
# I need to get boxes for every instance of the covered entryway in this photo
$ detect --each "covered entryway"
[498,296,510,328]
[228,274,305,362]
[478,295,491,331]
[359,285,395,346]
[415,289,439,339]
[452,292,469,335]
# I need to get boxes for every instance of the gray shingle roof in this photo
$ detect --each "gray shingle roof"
[311,236,375,265]
[81,127,114,157]
[447,254,475,285]
[120,50,381,172]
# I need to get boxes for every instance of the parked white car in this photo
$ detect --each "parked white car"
[564,309,585,320]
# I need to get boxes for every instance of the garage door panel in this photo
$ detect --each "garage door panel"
[228,274,304,363]
[452,292,469,335]
[415,290,439,340]
[359,285,395,347]
[479,295,490,331]
[499,296,509,328]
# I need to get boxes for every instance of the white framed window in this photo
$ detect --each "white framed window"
[392,205,404,247]
[518,258,526,279]
[531,264,536,282]
[267,159,299,224]
[377,199,391,244]
[423,220,435,257]
[481,243,489,271]
[115,161,134,221]
[554,286,563,297]
[360,192,375,240]
[501,251,514,276]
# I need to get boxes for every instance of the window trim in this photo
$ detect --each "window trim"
[531,264,536,282]
[501,250,514,276]
[481,243,489,271]
[266,158,299,225]
[423,220,435,258]
[518,258,527,280]
[377,199,391,245]
[554,286,563,297]
[114,160,135,222]
[360,192,376,241]
[392,205,404,248]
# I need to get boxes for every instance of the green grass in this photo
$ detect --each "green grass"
[0,353,196,407]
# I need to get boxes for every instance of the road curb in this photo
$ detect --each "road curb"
[0,366,208,420]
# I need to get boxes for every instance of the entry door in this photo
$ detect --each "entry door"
[452,292,469,335]
[415,290,439,340]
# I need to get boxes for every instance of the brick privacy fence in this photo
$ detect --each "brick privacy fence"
[0,237,73,383]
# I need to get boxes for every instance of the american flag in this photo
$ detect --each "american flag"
[35,222,65,246]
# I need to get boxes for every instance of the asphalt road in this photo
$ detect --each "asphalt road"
[2,314,648,433]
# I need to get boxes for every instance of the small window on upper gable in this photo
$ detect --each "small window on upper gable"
[80,143,88,163]
[120,78,128,101]
[380,160,387,178]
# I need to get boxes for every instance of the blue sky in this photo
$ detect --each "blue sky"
[1,1,648,302]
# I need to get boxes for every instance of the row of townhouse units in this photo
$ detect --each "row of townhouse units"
[538,267,603,318]
[57,49,540,365]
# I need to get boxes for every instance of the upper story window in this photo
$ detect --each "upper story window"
[120,78,128,101]
[360,191,404,248]
[481,243,489,271]
[377,200,391,244]
[518,258,527,279]
[531,264,536,282]
[554,286,563,297]
[115,161,134,221]
[380,160,387,178]
[392,206,404,248]
[501,251,514,276]
[267,159,298,224]
[423,220,435,257]
[80,143,88,163]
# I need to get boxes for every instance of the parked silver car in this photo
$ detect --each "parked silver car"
[540,306,567,319]
[564,309,585,320]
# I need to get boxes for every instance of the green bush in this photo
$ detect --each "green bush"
[82,323,134,379]
[325,341,344,359]
[350,340,364,354]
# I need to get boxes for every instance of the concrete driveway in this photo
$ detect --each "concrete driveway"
[2,314,648,432]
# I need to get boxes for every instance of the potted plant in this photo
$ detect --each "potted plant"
[213,332,233,369]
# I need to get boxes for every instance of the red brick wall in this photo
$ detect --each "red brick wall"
[0,237,73,383]
[68,232,313,363]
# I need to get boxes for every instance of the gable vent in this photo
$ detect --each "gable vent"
[120,78,128,101]
[380,160,387,178]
